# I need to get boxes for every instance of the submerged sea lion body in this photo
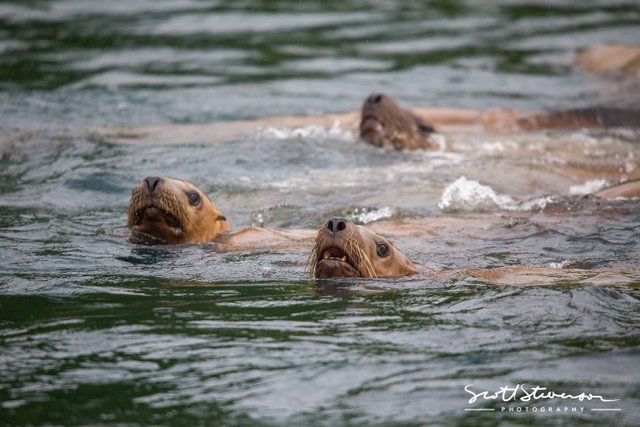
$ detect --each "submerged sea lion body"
[594,180,640,200]
[574,43,640,75]
[128,177,314,247]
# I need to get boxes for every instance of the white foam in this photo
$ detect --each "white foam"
[518,195,556,211]
[438,176,518,212]
[352,207,394,224]
[478,140,519,153]
[549,260,571,269]
[261,120,354,141]
[568,178,608,196]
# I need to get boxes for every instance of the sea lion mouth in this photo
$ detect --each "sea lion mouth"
[133,205,181,229]
[314,245,361,279]
[130,204,184,244]
[361,115,384,133]
[322,246,350,263]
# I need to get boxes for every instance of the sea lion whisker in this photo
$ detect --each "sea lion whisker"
[351,238,375,278]
[306,246,319,276]
[347,239,365,277]
[352,239,377,278]
[306,229,324,276]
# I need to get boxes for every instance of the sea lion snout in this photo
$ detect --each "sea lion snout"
[325,217,350,235]
[359,93,438,150]
[143,176,162,194]
[365,93,384,105]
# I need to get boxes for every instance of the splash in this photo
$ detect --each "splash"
[549,260,572,269]
[438,176,518,212]
[438,176,556,212]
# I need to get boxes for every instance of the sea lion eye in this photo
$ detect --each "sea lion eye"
[376,242,389,257]
[187,191,200,206]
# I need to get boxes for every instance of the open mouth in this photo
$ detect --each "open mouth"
[321,246,350,264]
[315,245,360,278]
[361,115,383,130]
[360,116,385,142]
[133,205,181,229]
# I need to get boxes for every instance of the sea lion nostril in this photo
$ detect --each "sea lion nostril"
[144,176,161,193]
[368,94,383,104]
[326,217,349,234]
[326,219,335,232]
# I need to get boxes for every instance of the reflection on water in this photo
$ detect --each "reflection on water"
[1,0,640,425]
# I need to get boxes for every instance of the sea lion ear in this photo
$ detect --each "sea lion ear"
[216,212,230,228]
[213,212,230,234]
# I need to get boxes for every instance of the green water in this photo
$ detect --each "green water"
[1,0,640,425]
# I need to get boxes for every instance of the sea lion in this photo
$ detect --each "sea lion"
[307,215,640,286]
[359,93,640,150]
[128,176,230,244]
[308,216,420,278]
[128,176,315,247]
[360,93,439,150]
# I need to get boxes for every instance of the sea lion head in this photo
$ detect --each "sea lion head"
[128,176,230,244]
[308,216,418,278]
[360,93,437,150]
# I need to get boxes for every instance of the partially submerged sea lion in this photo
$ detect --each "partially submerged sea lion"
[307,215,640,285]
[360,93,439,150]
[128,176,230,244]
[358,93,640,150]
[308,216,420,278]
[128,176,314,247]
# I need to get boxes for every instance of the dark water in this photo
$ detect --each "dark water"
[1,1,640,425]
